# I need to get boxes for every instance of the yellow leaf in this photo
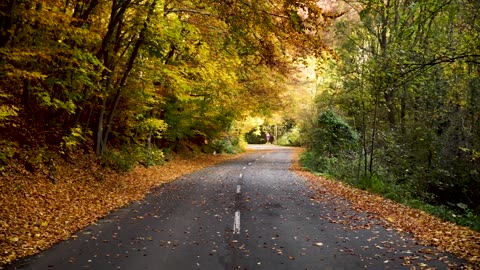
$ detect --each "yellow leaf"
[9,237,19,242]
[387,217,395,223]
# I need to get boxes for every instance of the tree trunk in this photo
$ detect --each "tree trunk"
[101,0,158,153]
[400,84,407,134]
[0,0,16,47]
[95,97,107,155]
[95,68,114,155]
[93,0,133,156]
[384,89,396,128]
[369,90,380,176]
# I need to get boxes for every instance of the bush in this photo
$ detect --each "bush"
[212,139,234,154]
[300,150,480,231]
[102,147,138,173]
[211,137,244,154]
[277,126,302,146]
[244,128,267,144]
[139,147,165,167]
[311,110,358,157]
[61,125,91,153]
[102,145,165,173]
[0,141,15,169]
[357,174,384,194]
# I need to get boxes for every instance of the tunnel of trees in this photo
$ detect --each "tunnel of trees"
[0,0,479,233]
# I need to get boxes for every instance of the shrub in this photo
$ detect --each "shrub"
[212,137,243,154]
[102,147,138,173]
[102,145,165,173]
[311,110,358,157]
[277,126,302,146]
[139,147,165,167]
[357,174,384,194]
[61,125,91,153]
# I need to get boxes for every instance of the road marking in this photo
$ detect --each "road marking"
[243,166,246,169]
[233,211,241,234]
[248,162,252,165]
[236,184,241,194]
[239,173,243,178]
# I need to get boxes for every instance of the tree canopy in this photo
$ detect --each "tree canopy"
[0,0,338,166]
[302,0,480,230]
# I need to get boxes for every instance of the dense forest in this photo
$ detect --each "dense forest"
[300,0,480,230]
[0,0,337,172]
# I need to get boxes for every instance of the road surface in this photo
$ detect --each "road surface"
[7,145,466,269]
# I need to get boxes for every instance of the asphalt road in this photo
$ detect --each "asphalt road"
[7,145,466,269]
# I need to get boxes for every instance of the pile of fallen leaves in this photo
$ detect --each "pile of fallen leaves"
[0,151,243,266]
[290,149,480,268]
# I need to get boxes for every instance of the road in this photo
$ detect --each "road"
[7,145,465,269]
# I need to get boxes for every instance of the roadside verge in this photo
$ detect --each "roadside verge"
[0,152,243,266]
[290,148,479,269]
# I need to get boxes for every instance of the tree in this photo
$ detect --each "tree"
[307,0,480,213]
[0,0,340,171]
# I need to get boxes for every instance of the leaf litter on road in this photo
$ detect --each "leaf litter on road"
[0,152,244,266]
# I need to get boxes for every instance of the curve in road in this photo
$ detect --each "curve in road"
[7,145,466,269]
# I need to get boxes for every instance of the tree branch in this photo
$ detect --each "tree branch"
[239,1,288,19]
[166,8,211,16]
[400,54,480,76]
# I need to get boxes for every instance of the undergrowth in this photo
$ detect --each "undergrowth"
[102,145,165,173]
[300,151,480,232]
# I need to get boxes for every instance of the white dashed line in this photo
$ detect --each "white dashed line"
[233,211,241,234]
[248,162,252,165]
[239,173,243,178]
[243,166,246,170]
[236,185,241,194]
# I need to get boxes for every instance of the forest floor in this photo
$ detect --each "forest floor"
[0,150,246,266]
[291,149,480,269]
